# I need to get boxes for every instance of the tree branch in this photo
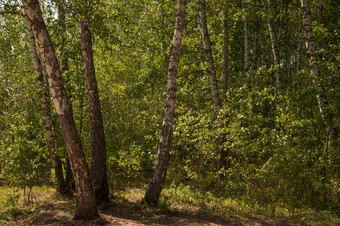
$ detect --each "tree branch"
[0,10,27,19]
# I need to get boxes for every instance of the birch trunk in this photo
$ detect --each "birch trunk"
[143,0,186,206]
[243,6,250,88]
[198,0,221,107]
[253,0,260,73]
[27,19,66,195]
[80,15,109,203]
[56,0,74,195]
[266,0,281,90]
[199,0,228,173]
[57,2,68,72]
[301,0,338,148]
[222,9,229,97]
[23,0,98,219]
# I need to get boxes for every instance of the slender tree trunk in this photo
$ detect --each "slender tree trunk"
[243,5,250,88]
[253,0,260,88]
[55,0,74,195]
[265,0,281,90]
[301,0,338,149]
[23,0,98,219]
[78,82,85,140]
[199,0,229,173]
[222,9,229,98]
[283,2,290,88]
[27,19,66,195]
[297,21,303,72]
[65,154,75,194]
[57,1,68,72]
[80,15,109,203]
[143,0,186,206]
[253,0,260,73]
[198,0,221,107]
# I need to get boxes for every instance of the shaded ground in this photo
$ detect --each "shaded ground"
[2,197,332,225]
[0,187,337,225]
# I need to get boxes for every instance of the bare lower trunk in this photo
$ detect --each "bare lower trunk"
[198,0,220,107]
[56,1,74,194]
[23,0,98,219]
[27,19,66,195]
[143,0,186,206]
[51,153,66,193]
[65,154,75,194]
[80,15,109,203]
[301,0,337,149]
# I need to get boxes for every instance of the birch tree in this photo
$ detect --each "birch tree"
[22,0,98,219]
[221,8,229,97]
[143,0,187,206]
[243,2,250,87]
[27,19,66,195]
[263,0,281,90]
[80,10,109,203]
[301,0,338,149]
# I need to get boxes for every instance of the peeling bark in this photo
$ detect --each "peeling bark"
[143,0,186,206]
[55,0,74,196]
[23,0,98,219]
[27,19,66,195]
[80,15,109,203]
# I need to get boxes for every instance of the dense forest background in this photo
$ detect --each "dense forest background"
[0,0,339,221]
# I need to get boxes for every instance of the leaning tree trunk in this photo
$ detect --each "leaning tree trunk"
[55,0,74,195]
[80,15,109,203]
[198,0,220,107]
[27,19,66,195]
[199,0,229,172]
[23,0,98,219]
[301,0,338,149]
[143,0,186,206]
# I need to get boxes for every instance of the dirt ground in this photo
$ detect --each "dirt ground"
[2,196,331,226]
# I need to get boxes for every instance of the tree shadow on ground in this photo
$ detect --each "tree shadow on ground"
[27,197,316,225]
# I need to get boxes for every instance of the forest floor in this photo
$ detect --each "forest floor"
[0,186,339,225]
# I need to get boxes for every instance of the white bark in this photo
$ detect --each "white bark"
[144,0,187,205]
[301,0,337,148]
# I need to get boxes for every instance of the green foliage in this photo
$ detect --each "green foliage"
[0,0,339,219]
